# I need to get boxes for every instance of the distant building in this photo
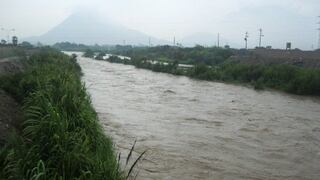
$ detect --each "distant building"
[12,36,18,46]
[224,45,230,49]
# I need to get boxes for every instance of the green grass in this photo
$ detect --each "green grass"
[0,48,123,179]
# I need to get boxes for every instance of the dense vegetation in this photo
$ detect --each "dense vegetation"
[100,56,320,96]
[105,45,233,65]
[53,42,112,52]
[193,63,320,95]
[0,48,123,179]
[83,49,95,58]
[53,42,234,65]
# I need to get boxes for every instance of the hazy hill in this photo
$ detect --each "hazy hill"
[25,13,168,45]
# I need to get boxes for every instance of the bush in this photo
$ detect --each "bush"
[0,48,123,179]
[83,49,95,58]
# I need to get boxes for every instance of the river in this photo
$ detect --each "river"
[73,53,320,180]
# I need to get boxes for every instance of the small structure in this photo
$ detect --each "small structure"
[12,36,18,46]
[286,42,291,50]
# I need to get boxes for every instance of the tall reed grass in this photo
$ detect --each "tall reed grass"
[0,48,124,179]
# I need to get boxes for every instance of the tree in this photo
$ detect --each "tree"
[83,49,94,58]
[21,41,33,48]
[95,52,106,60]
[1,39,6,45]
[12,36,18,46]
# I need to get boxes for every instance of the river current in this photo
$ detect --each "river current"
[72,53,320,180]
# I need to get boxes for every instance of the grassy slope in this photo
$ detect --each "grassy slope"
[0,48,123,180]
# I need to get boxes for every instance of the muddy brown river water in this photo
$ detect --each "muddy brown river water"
[72,53,320,180]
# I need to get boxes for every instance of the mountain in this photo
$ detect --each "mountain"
[25,13,168,45]
[179,32,238,48]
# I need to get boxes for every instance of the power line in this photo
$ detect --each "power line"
[217,33,220,47]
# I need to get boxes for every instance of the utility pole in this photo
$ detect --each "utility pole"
[258,28,264,47]
[0,27,3,41]
[173,36,176,46]
[217,33,220,47]
[317,16,320,49]
[148,37,151,47]
[244,32,249,49]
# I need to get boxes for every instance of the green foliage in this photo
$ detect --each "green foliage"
[107,56,131,65]
[0,48,123,179]
[21,41,34,49]
[204,63,320,95]
[52,42,89,52]
[132,58,183,75]
[0,73,25,102]
[83,49,95,58]
[51,42,234,65]
[95,52,106,60]
[107,45,233,65]
[52,42,114,52]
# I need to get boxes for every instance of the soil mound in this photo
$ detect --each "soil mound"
[0,90,22,146]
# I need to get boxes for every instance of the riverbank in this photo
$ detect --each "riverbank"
[0,48,123,179]
[95,55,320,96]
[0,47,27,146]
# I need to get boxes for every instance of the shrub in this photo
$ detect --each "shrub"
[0,48,123,179]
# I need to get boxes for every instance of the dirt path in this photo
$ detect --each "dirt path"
[0,56,24,146]
[0,56,24,76]
[0,90,22,146]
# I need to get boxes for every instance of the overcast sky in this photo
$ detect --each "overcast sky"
[0,0,319,49]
